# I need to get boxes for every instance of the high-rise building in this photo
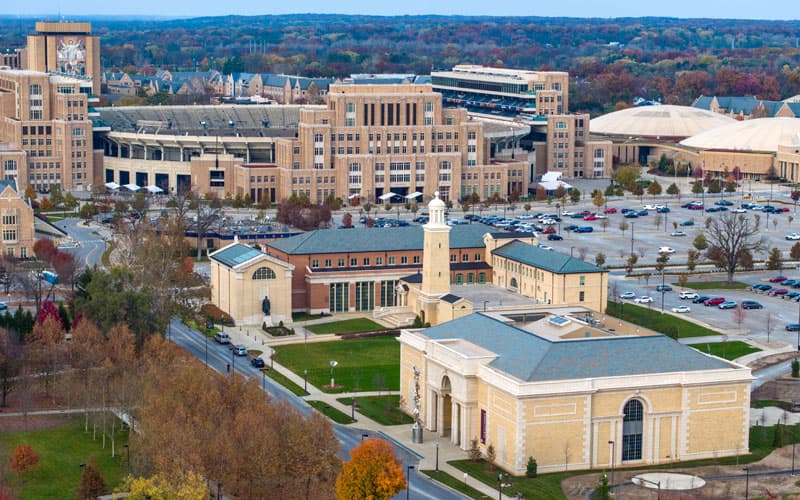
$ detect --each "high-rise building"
[26,22,100,96]
[0,69,95,192]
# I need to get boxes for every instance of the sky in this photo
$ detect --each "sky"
[3,0,798,20]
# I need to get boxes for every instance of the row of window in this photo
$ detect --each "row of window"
[312,254,420,268]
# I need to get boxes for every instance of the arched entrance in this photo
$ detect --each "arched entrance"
[622,399,644,461]
[441,376,452,437]
[510,277,518,290]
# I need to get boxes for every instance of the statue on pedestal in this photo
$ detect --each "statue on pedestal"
[412,364,423,443]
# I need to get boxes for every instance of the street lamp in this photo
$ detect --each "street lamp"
[630,222,635,257]
[217,482,223,500]
[742,466,749,499]
[303,369,308,393]
[435,441,440,472]
[406,465,415,500]
[608,440,616,491]
[497,472,508,500]
[329,360,338,388]
[123,444,129,470]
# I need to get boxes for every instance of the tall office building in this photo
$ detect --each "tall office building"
[26,22,101,96]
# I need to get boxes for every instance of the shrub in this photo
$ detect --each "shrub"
[262,323,293,336]
[793,358,799,378]
[468,439,482,462]
[774,423,785,448]
[526,456,537,478]
[200,303,234,326]
[486,443,496,464]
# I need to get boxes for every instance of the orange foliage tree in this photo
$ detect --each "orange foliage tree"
[336,437,406,500]
[8,444,40,476]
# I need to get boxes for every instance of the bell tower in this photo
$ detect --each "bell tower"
[421,192,451,295]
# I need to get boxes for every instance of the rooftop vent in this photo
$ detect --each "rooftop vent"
[548,315,571,327]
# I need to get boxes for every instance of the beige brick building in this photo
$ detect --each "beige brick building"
[0,179,35,259]
[399,311,752,475]
[0,69,95,192]
[274,83,528,203]
[26,22,101,96]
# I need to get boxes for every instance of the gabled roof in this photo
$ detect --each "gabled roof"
[0,179,17,193]
[419,313,736,382]
[692,95,714,110]
[268,225,495,255]
[440,294,463,304]
[493,240,604,274]
[210,243,263,268]
[262,73,291,88]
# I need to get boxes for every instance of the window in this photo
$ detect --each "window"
[400,256,408,264]
[252,267,276,280]
[467,274,475,284]
[350,258,357,266]
[475,253,482,261]
[325,259,332,267]
[622,400,644,461]
[450,255,456,263]
[480,409,487,444]
[413,256,420,264]
[2,229,16,241]
[478,272,486,284]
[376,257,383,266]
[338,258,345,267]
[462,254,469,262]
[363,258,370,266]
[579,275,585,286]
[311,259,319,268]
[388,256,396,265]
[455,274,463,285]
[579,291,585,302]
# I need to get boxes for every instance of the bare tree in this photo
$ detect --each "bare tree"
[705,213,765,283]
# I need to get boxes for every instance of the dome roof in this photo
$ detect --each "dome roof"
[428,191,446,209]
[590,105,735,140]
[680,117,800,153]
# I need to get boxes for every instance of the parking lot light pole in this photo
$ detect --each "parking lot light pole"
[743,466,749,499]
[630,222,635,256]
[608,440,616,491]
[406,465,415,500]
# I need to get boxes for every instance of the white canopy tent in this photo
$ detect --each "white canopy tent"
[123,183,141,192]
[378,191,399,201]
[405,191,422,200]
[347,194,360,200]
[145,185,164,194]
[104,182,120,190]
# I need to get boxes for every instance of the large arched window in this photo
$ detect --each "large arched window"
[252,267,276,280]
[622,399,644,461]
[510,277,518,289]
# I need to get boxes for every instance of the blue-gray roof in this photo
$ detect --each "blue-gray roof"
[0,179,17,192]
[210,243,262,268]
[268,225,494,255]
[493,240,604,274]
[692,95,714,110]
[421,313,734,382]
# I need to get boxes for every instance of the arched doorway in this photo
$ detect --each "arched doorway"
[441,376,452,437]
[510,278,518,290]
[622,399,644,461]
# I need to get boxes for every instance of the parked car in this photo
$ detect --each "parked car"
[656,206,671,213]
[741,300,764,309]
[705,207,721,213]
[634,296,654,304]
[769,288,789,296]
[213,332,231,344]
[624,212,639,218]
[786,291,800,299]
[564,224,580,231]
[781,279,797,286]
[731,208,747,213]
[680,220,695,226]
[537,244,554,251]
[574,226,593,233]
[786,233,800,241]
[547,233,563,241]
[670,230,686,237]
[636,210,649,216]
[656,284,673,292]
[687,204,704,210]
[703,297,726,306]
[603,208,618,214]
[692,295,711,304]
[658,246,675,254]
[620,291,636,299]
[251,357,266,368]
[232,344,248,356]
[752,284,772,292]
[787,324,800,332]
[671,305,691,313]
[679,291,699,300]
[770,276,789,283]
[0,302,6,311]
[718,300,738,309]
[583,214,598,221]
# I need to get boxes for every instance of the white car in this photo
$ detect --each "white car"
[593,214,608,219]
[537,244,554,251]
[731,208,746,213]
[671,305,691,313]
[787,233,800,241]
[658,246,676,254]
[679,291,699,300]
[540,219,557,225]
[620,291,636,299]
[670,231,686,237]
[643,204,657,210]
[634,296,654,304]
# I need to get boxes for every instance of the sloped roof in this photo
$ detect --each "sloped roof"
[420,313,736,382]
[210,243,262,268]
[692,95,715,110]
[680,117,800,153]
[590,104,735,139]
[493,240,604,274]
[268,225,493,255]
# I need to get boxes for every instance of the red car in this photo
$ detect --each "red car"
[769,288,789,295]
[583,214,598,221]
[603,208,618,214]
[770,276,789,283]
[703,297,726,306]
[688,205,704,210]
[579,210,592,216]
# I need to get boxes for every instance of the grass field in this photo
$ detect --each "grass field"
[263,368,310,396]
[0,418,128,498]
[606,301,719,338]
[421,470,489,499]
[336,395,414,425]
[677,281,749,290]
[272,336,399,393]
[690,340,762,360]
[307,400,356,424]
[305,318,386,335]
[292,312,325,322]
[449,425,791,499]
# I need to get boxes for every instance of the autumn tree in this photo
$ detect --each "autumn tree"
[8,444,40,476]
[76,460,107,499]
[592,191,605,210]
[766,248,784,271]
[693,233,709,251]
[705,213,764,283]
[121,472,209,499]
[342,212,353,228]
[611,165,640,191]
[336,437,406,500]
[632,184,644,202]
[569,188,581,204]
[666,182,680,197]
[647,180,662,199]
[791,242,800,260]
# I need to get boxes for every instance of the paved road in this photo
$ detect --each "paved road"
[168,320,463,500]
[54,218,109,268]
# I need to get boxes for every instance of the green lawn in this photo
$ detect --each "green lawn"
[305,318,386,335]
[690,340,762,360]
[752,399,793,411]
[272,336,399,393]
[606,301,720,338]
[677,281,749,290]
[307,400,356,424]
[263,368,310,397]
[421,470,489,499]
[0,418,128,498]
[292,312,325,322]
[336,395,414,425]
[449,425,793,500]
